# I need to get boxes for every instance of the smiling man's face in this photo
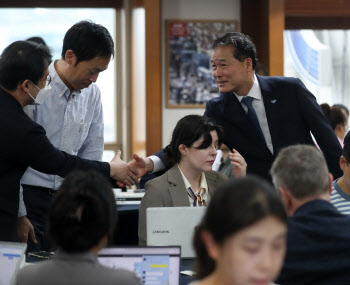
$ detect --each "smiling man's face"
[211,45,252,96]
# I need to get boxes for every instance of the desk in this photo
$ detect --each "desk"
[180,258,195,285]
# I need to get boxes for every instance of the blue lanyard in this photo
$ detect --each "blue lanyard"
[187,187,197,206]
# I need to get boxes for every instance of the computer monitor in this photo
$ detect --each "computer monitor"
[146,207,206,258]
[0,242,27,285]
[98,246,180,285]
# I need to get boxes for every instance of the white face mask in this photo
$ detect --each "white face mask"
[27,83,51,105]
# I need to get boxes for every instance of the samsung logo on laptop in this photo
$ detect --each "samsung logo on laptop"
[152,230,169,234]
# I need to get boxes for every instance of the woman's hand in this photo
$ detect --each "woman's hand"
[229,148,247,177]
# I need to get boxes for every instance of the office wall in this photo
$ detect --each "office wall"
[161,0,240,146]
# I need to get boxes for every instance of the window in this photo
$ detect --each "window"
[0,8,118,160]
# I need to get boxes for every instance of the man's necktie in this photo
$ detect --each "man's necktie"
[241,96,265,142]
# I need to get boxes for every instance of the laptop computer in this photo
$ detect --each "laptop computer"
[98,246,181,285]
[146,207,206,258]
[0,241,27,285]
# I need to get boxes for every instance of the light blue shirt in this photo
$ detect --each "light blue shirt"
[19,61,104,215]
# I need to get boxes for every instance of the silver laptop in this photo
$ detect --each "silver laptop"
[98,246,180,285]
[0,241,27,285]
[146,207,206,258]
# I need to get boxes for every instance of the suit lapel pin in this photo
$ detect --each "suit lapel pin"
[271,99,277,104]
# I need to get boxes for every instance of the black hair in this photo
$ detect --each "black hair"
[26,36,47,46]
[0,41,52,90]
[48,170,117,253]
[333,104,349,117]
[212,32,257,69]
[320,103,347,130]
[62,20,114,65]
[193,176,287,280]
[343,132,350,164]
[164,115,224,168]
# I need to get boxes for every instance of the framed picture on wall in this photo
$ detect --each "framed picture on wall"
[166,20,238,108]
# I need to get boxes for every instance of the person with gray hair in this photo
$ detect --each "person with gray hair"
[270,144,350,285]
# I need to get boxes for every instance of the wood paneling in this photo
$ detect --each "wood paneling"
[268,0,284,76]
[144,0,162,156]
[286,16,350,29]
[241,0,284,76]
[241,0,269,72]
[285,0,350,29]
[286,0,350,17]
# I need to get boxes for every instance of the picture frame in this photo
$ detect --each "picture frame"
[165,20,238,108]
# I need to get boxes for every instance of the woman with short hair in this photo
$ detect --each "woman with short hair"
[17,170,141,285]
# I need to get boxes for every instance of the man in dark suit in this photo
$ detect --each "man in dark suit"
[146,32,341,182]
[204,32,341,180]
[271,145,350,285]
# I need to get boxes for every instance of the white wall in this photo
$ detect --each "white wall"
[161,0,241,146]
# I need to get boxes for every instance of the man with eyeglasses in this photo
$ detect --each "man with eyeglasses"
[0,40,145,243]
[17,21,136,251]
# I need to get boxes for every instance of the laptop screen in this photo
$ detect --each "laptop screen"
[98,246,181,285]
[0,242,27,285]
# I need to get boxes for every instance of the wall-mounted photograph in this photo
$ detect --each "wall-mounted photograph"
[166,20,238,108]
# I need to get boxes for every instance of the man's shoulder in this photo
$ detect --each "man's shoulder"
[79,83,102,106]
[0,99,43,138]
[288,200,350,231]
[257,75,302,89]
[206,93,225,105]
[144,171,170,192]
[258,75,300,83]
[205,93,226,114]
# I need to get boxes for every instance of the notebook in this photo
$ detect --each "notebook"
[146,207,206,258]
[98,246,180,285]
[0,241,27,285]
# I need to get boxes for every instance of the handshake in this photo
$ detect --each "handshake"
[108,151,153,187]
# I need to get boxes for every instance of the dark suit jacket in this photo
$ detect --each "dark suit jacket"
[138,165,227,245]
[0,88,110,242]
[204,75,342,181]
[277,200,350,285]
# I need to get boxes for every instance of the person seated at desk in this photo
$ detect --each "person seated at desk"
[320,103,347,147]
[16,170,141,285]
[271,145,350,285]
[191,177,287,285]
[138,115,247,245]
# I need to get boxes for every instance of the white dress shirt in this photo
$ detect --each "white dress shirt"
[178,165,209,206]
